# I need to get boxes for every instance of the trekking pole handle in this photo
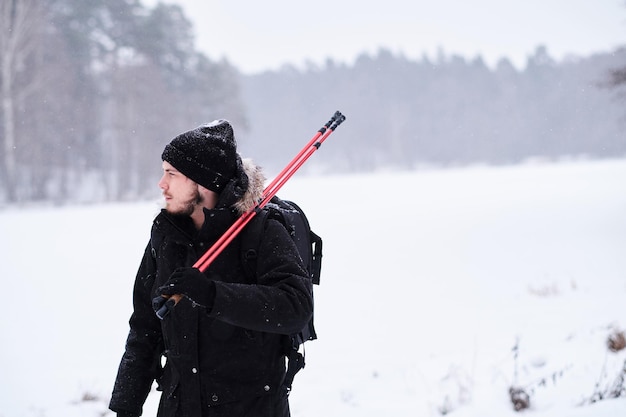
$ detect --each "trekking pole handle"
[155,296,178,320]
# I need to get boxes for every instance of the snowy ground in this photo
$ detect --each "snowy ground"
[1,158,625,417]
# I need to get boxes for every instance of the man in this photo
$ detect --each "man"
[109,120,314,417]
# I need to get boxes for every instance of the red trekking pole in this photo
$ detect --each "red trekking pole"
[156,111,346,319]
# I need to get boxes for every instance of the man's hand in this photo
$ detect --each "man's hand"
[157,267,216,310]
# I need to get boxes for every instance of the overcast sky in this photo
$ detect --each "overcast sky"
[148,0,626,74]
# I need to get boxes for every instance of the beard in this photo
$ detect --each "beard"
[166,188,203,217]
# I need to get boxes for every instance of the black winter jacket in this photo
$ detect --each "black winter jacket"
[109,160,313,417]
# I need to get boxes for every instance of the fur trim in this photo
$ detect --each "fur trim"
[233,158,266,214]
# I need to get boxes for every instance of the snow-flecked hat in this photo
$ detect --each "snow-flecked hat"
[161,119,238,194]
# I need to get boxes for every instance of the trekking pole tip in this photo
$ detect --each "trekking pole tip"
[321,111,342,132]
[330,112,346,130]
[323,112,338,129]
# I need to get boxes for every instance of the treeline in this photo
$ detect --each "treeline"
[1,1,625,205]
[239,47,626,174]
[0,0,245,204]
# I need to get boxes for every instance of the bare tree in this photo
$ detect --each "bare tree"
[0,0,43,201]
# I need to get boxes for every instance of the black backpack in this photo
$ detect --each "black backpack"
[239,195,322,392]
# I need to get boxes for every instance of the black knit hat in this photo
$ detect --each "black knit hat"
[161,120,238,194]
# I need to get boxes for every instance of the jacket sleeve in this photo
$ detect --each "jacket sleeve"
[209,218,314,335]
[109,243,164,416]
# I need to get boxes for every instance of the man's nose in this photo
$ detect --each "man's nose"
[158,175,167,190]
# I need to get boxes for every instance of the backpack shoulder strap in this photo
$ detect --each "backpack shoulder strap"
[239,207,273,280]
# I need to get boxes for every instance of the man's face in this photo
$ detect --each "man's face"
[158,161,202,216]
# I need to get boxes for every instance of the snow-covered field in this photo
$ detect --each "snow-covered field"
[1,159,625,417]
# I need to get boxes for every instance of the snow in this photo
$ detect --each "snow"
[1,158,625,417]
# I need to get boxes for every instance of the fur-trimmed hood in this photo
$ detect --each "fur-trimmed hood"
[232,158,266,214]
